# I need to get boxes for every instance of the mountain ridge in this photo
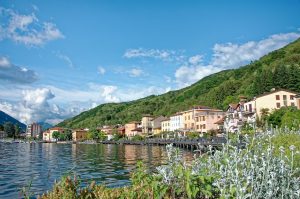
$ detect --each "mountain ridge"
[0,110,26,130]
[58,38,300,129]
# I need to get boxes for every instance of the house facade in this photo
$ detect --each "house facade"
[170,113,184,132]
[182,106,225,132]
[72,129,88,141]
[43,127,65,142]
[244,89,299,118]
[194,109,225,133]
[141,115,154,135]
[125,121,141,137]
[152,116,168,135]
[161,118,170,132]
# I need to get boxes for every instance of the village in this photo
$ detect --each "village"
[27,88,300,143]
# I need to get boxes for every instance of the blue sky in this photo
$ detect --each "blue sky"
[0,0,300,124]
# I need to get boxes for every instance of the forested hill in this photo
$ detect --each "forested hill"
[0,111,26,130]
[58,38,300,129]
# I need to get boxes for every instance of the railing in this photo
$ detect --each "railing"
[101,137,227,148]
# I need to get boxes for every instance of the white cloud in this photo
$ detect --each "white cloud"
[128,68,143,77]
[175,65,221,88]
[123,48,185,63]
[175,31,300,87]
[0,56,10,67]
[56,53,74,68]
[0,7,64,46]
[97,66,106,75]
[211,32,300,68]
[188,54,203,65]
[0,56,38,83]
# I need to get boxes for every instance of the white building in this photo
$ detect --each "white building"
[170,113,184,132]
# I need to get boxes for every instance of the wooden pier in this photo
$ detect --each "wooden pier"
[101,137,227,151]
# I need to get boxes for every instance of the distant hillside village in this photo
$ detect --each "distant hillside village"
[35,88,300,142]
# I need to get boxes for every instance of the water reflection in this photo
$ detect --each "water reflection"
[0,143,193,198]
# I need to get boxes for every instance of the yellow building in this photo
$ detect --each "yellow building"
[182,106,225,132]
[72,129,88,141]
[141,115,154,135]
[244,89,299,118]
[161,118,170,132]
[43,127,65,142]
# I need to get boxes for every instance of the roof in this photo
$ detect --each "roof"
[214,117,225,125]
[73,129,88,132]
[229,103,239,110]
[127,121,140,124]
[161,118,170,122]
[295,94,300,98]
[49,127,64,131]
[131,128,142,132]
[254,89,298,99]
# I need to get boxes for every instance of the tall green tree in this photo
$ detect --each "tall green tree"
[14,124,20,138]
[0,124,4,131]
[4,122,15,138]
[52,131,60,141]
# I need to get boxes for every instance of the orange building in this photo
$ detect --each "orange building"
[72,129,88,141]
[125,121,141,137]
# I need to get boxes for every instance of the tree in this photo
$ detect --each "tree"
[0,124,4,131]
[260,108,270,125]
[4,122,15,138]
[52,131,60,141]
[14,124,20,138]
[65,129,72,141]
[59,133,66,141]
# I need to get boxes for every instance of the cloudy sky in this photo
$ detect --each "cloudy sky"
[1,0,300,125]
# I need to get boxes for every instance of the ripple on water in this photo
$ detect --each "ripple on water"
[0,143,193,198]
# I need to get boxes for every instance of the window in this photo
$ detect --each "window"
[196,125,199,129]
[291,102,295,106]
[276,95,280,100]
[218,115,221,118]
[276,103,280,108]
[283,95,287,100]
[191,123,194,127]
[290,95,294,100]
[188,115,190,120]
[203,124,206,129]
[203,116,206,121]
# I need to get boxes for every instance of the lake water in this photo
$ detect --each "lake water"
[0,142,193,198]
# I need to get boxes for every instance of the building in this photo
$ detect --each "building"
[125,121,141,137]
[182,106,225,132]
[194,108,225,133]
[224,103,248,133]
[296,94,300,109]
[244,89,299,118]
[98,125,114,135]
[26,123,42,138]
[161,118,170,132]
[152,116,168,135]
[43,127,65,142]
[117,126,125,136]
[0,131,8,139]
[170,113,184,132]
[72,129,88,141]
[130,128,142,136]
[141,115,154,135]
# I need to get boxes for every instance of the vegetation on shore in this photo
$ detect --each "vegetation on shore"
[37,128,300,199]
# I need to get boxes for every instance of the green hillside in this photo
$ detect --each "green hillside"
[58,39,300,128]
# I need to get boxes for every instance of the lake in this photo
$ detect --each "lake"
[0,142,193,198]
